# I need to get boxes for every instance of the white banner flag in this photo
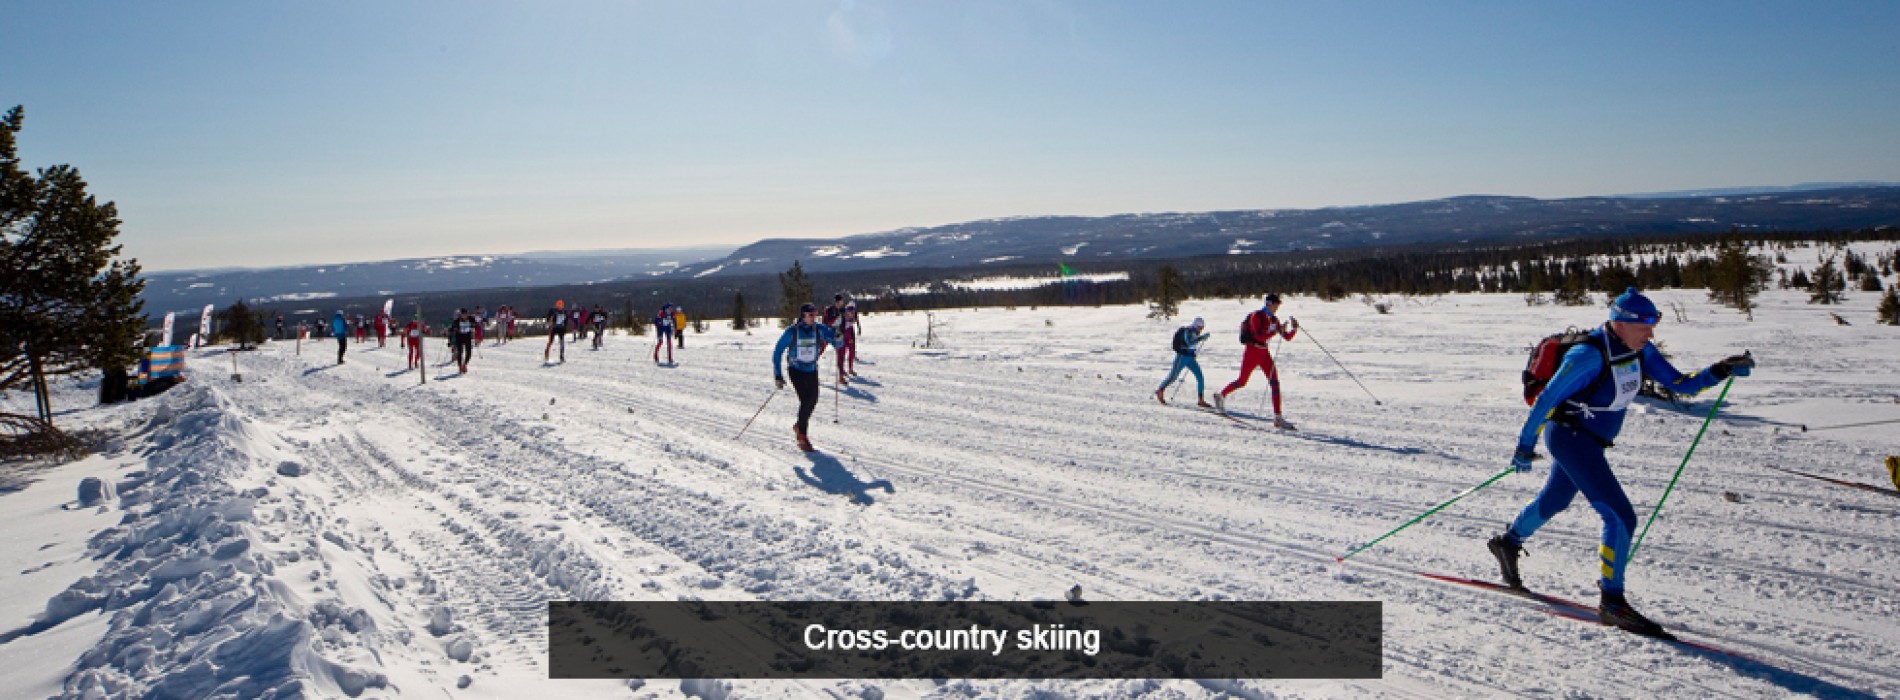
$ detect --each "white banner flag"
[199,304,214,347]
[160,312,176,347]
[383,299,394,317]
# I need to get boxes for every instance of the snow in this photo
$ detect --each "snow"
[2,286,1897,698]
[259,292,339,302]
[846,247,909,259]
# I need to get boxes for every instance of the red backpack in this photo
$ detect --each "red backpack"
[1521,327,1609,405]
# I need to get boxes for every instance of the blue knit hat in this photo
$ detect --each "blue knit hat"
[1609,287,1660,324]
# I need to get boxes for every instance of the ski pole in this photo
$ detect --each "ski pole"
[1800,417,1900,432]
[1302,327,1383,406]
[1260,337,1279,414]
[1339,466,1515,562]
[1630,375,1735,561]
[737,389,778,440]
[833,371,841,424]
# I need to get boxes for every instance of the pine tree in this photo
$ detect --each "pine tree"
[1146,265,1185,319]
[1878,287,1900,326]
[730,291,750,332]
[1705,235,1770,316]
[777,261,815,328]
[1,105,146,448]
[218,300,267,349]
[1807,255,1846,304]
[1553,273,1590,306]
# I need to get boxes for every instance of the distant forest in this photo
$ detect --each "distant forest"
[254,227,1900,336]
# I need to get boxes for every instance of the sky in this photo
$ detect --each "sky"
[6,1,1900,272]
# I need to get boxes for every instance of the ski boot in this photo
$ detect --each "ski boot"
[1599,589,1672,639]
[1197,395,1213,409]
[1487,534,1527,591]
[1273,415,1298,431]
[794,427,815,453]
[1155,388,1168,405]
[1211,392,1226,414]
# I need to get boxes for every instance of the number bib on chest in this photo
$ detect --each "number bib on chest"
[1606,357,1642,411]
[795,334,819,363]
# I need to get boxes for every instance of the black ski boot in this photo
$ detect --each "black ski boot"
[1487,534,1528,591]
[1598,589,1672,639]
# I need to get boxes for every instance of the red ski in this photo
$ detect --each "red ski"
[1414,571,1754,660]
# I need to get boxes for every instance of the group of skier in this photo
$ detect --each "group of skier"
[1156,293,1300,430]
[319,282,1765,639]
[1153,288,1755,639]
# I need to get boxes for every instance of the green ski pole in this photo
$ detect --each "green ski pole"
[1630,375,1735,560]
[1339,466,1515,562]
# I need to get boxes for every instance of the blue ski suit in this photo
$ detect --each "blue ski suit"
[1506,324,1727,593]
[1158,326,1211,394]
[772,321,843,436]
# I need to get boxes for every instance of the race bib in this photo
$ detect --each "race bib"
[1606,358,1642,411]
[795,335,819,363]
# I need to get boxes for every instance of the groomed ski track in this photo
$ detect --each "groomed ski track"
[8,288,1898,698]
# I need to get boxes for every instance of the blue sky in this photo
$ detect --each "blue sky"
[6,1,1899,271]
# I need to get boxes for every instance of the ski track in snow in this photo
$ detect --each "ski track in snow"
[2,286,1897,698]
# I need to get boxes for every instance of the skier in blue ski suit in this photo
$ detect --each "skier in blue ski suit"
[772,303,843,452]
[1489,287,1754,637]
[331,310,349,365]
[1155,317,1212,407]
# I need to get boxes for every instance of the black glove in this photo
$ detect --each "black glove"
[775,376,786,390]
[1711,353,1754,379]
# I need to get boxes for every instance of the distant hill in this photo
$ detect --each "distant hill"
[140,246,734,316]
[672,187,1900,278]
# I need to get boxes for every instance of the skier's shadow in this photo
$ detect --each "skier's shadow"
[835,385,878,404]
[1223,408,1452,460]
[794,454,895,506]
[302,366,337,376]
[384,368,413,378]
[846,377,883,388]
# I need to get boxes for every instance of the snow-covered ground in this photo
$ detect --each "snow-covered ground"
[2,287,1896,698]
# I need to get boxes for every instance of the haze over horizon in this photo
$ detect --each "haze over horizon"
[7,1,1899,271]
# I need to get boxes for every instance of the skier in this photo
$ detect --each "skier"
[472,305,486,346]
[375,311,390,348]
[403,318,425,370]
[835,302,863,379]
[571,307,586,343]
[653,303,676,364]
[772,303,844,452]
[1487,287,1754,638]
[822,293,848,329]
[545,300,568,363]
[592,306,608,350]
[356,315,369,343]
[331,310,349,365]
[450,309,477,374]
[1212,294,1299,429]
[275,315,286,341]
[673,305,687,348]
[1156,317,1212,408]
[498,305,515,345]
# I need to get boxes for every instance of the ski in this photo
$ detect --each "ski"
[1765,465,1900,499]
[1210,407,1297,431]
[1415,571,1752,659]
